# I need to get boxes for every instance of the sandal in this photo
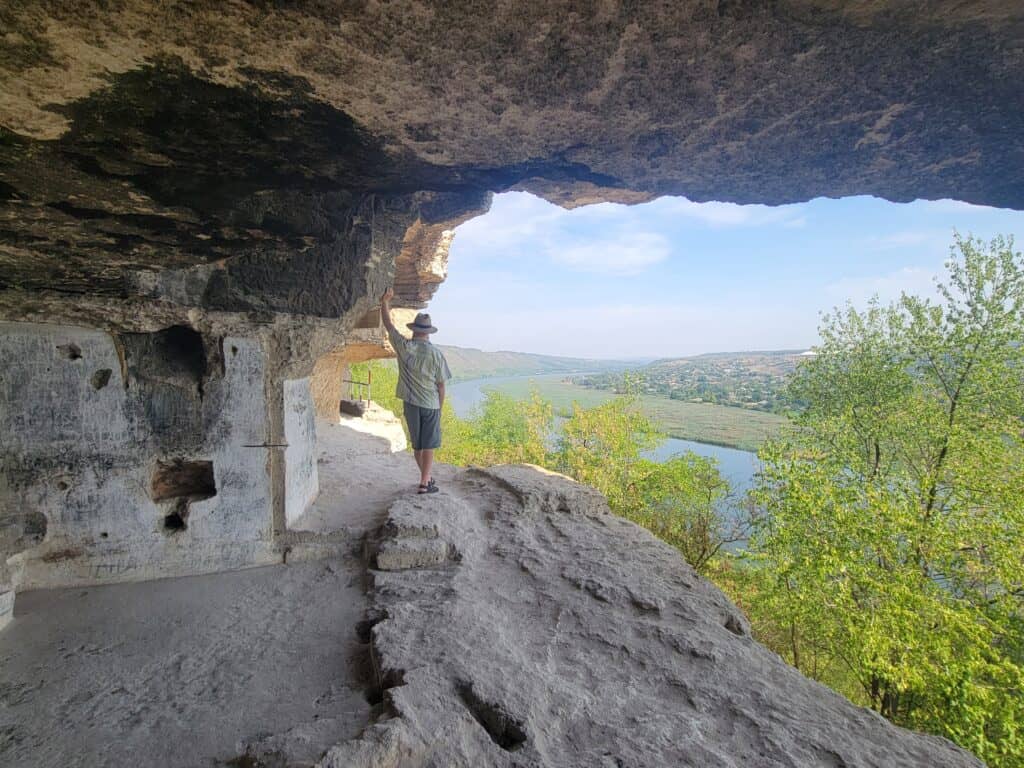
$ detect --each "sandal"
[417,480,439,495]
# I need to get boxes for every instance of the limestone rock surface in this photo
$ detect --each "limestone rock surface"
[0,557,370,768]
[2,1,1023,336]
[317,464,981,768]
[0,6,1019,761]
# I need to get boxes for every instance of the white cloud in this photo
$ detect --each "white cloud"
[450,193,810,270]
[452,192,568,255]
[451,192,671,276]
[552,232,670,276]
[663,198,808,228]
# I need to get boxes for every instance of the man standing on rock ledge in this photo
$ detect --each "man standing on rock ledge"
[380,288,452,494]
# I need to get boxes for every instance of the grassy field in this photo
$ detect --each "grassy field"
[637,396,787,452]
[480,377,615,409]
[478,378,787,452]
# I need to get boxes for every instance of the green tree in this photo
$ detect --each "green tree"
[551,395,660,513]
[749,234,1024,765]
[437,389,552,467]
[550,396,735,574]
[624,454,737,573]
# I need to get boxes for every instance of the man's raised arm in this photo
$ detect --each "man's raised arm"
[380,287,397,333]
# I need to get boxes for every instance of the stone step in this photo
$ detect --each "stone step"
[375,538,450,571]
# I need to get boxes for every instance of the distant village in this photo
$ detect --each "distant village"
[572,350,814,414]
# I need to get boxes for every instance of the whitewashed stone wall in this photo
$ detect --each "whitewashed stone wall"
[0,322,278,595]
[284,378,319,526]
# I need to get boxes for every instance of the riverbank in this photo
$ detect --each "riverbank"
[447,374,786,453]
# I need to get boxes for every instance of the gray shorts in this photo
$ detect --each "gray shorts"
[403,401,442,450]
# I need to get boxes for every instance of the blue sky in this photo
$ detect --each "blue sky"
[428,192,1024,359]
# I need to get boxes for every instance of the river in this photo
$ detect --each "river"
[447,373,760,498]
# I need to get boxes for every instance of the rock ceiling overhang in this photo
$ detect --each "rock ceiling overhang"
[1,0,1022,320]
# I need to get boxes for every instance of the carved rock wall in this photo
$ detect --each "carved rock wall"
[284,378,320,526]
[0,323,276,593]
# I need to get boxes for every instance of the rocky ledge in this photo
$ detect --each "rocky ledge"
[244,464,980,768]
[3,2,1024,338]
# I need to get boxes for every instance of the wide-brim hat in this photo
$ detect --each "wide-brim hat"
[406,312,438,334]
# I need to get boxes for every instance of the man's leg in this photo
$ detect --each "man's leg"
[419,449,433,487]
[419,407,441,487]
[404,402,424,485]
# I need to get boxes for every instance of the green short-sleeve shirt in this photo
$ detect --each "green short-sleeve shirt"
[387,325,452,409]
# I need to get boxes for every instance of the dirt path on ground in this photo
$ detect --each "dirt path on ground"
[0,558,371,768]
[293,417,458,537]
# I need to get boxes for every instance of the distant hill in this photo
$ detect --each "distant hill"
[573,349,812,415]
[437,345,629,382]
[646,350,809,377]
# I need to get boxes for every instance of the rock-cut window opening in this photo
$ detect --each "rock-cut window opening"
[282,346,413,536]
[151,459,216,535]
